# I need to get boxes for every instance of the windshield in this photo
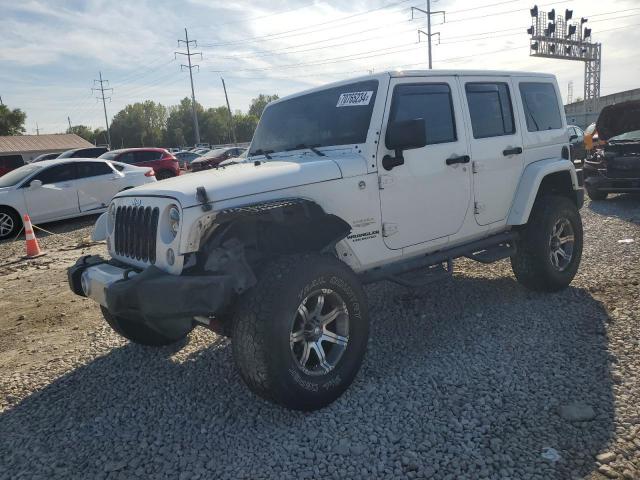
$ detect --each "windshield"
[609,130,640,142]
[99,151,119,160]
[250,80,378,155]
[0,165,40,188]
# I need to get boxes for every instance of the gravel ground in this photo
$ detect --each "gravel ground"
[0,196,639,479]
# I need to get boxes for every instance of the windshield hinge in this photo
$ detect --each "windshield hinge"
[472,161,482,174]
[378,175,394,189]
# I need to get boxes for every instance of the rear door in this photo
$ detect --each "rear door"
[460,76,524,226]
[76,161,122,212]
[133,150,162,167]
[378,76,472,249]
[22,163,79,222]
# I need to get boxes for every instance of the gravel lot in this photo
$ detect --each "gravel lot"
[0,196,639,480]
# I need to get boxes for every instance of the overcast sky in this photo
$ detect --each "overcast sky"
[1,0,639,135]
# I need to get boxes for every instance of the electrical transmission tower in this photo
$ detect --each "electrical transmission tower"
[528,5,602,116]
[567,80,574,104]
[411,0,445,69]
[175,28,202,145]
[92,72,113,147]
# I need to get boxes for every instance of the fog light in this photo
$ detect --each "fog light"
[81,271,91,296]
[166,248,175,266]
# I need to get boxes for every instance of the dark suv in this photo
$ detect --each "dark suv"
[57,147,109,159]
[583,100,640,200]
[99,148,181,180]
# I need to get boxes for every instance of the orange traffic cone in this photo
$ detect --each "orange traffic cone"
[22,214,45,258]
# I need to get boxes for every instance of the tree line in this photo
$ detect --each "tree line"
[0,94,279,148]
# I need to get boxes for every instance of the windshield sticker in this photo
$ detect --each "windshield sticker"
[336,91,373,107]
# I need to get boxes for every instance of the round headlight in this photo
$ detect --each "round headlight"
[168,205,180,238]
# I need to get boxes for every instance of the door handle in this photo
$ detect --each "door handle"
[446,155,471,165]
[503,147,523,156]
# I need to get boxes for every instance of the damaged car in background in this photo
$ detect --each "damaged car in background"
[583,100,640,200]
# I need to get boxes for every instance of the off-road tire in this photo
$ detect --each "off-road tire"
[511,195,583,292]
[586,187,607,201]
[0,206,21,240]
[100,306,189,346]
[155,170,174,181]
[231,254,369,411]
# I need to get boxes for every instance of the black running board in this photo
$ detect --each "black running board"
[359,231,517,285]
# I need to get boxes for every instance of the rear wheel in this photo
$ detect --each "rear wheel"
[511,195,583,292]
[155,170,174,181]
[0,207,20,240]
[232,254,369,411]
[100,306,190,346]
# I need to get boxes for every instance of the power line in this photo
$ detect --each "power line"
[92,72,113,148]
[175,28,202,145]
[200,0,414,47]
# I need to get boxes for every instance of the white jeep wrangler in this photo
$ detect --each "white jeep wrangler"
[68,70,584,411]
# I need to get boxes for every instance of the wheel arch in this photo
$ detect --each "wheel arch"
[507,159,581,226]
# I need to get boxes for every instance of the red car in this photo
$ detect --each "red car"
[99,148,181,180]
[0,155,25,177]
[190,147,246,172]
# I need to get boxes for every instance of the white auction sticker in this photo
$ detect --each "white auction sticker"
[336,91,373,107]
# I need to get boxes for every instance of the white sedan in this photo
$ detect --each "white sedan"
[0,158,156,239]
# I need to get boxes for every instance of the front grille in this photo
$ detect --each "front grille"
[114,206,159,263]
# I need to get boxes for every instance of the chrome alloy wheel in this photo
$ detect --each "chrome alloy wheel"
[0,213,14,238]
[549,218,575,271]
[290,289,349,376]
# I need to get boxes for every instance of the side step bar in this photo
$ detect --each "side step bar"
[359,231,518,285]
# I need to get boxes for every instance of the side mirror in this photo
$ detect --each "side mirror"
[569,134,578,142]
[29,179,43,189]
[383,118,427,171]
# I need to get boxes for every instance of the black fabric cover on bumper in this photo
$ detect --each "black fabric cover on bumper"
[105,266,235,337]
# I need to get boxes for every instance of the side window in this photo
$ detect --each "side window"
[465,82,515,139]
[33,163,77,185]
[388,83,457,146]
[77,162,113,178]
[519,82,563,132]
[118,152,136,164]
[134,151,161,163]
[0,155,24,168]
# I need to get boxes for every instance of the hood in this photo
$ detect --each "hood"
[596,100,640,141]
[116,156,343,208]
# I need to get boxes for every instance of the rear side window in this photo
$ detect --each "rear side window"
[33,163,76,185]
[389,83,457,146]
[0,155,25,168]
[519,82,563,132]
[117,152,135,164]
[77,162,113,178]
[134,151,162,162]
[465,83,515,139]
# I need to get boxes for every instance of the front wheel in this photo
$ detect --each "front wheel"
[511,195,583,292]
[0,207,20,240]
[232,254,369,411]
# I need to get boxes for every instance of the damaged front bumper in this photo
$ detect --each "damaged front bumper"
[67,255,236,336]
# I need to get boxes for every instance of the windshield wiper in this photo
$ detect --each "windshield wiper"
[287,143,326,157]
[249,149,273,159]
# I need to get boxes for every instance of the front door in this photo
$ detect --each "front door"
[460,77,524,226]
[22,162,79,223]
[378,76,472,250]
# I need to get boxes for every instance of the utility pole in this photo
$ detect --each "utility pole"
[68,116,72,132]
[0,96,3,106]
[567,81,574,104]
[176,28,202,145]
[221,77,237,145]
[35,123,40,135]
[412,1,445,69]
[92,72,113,147]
